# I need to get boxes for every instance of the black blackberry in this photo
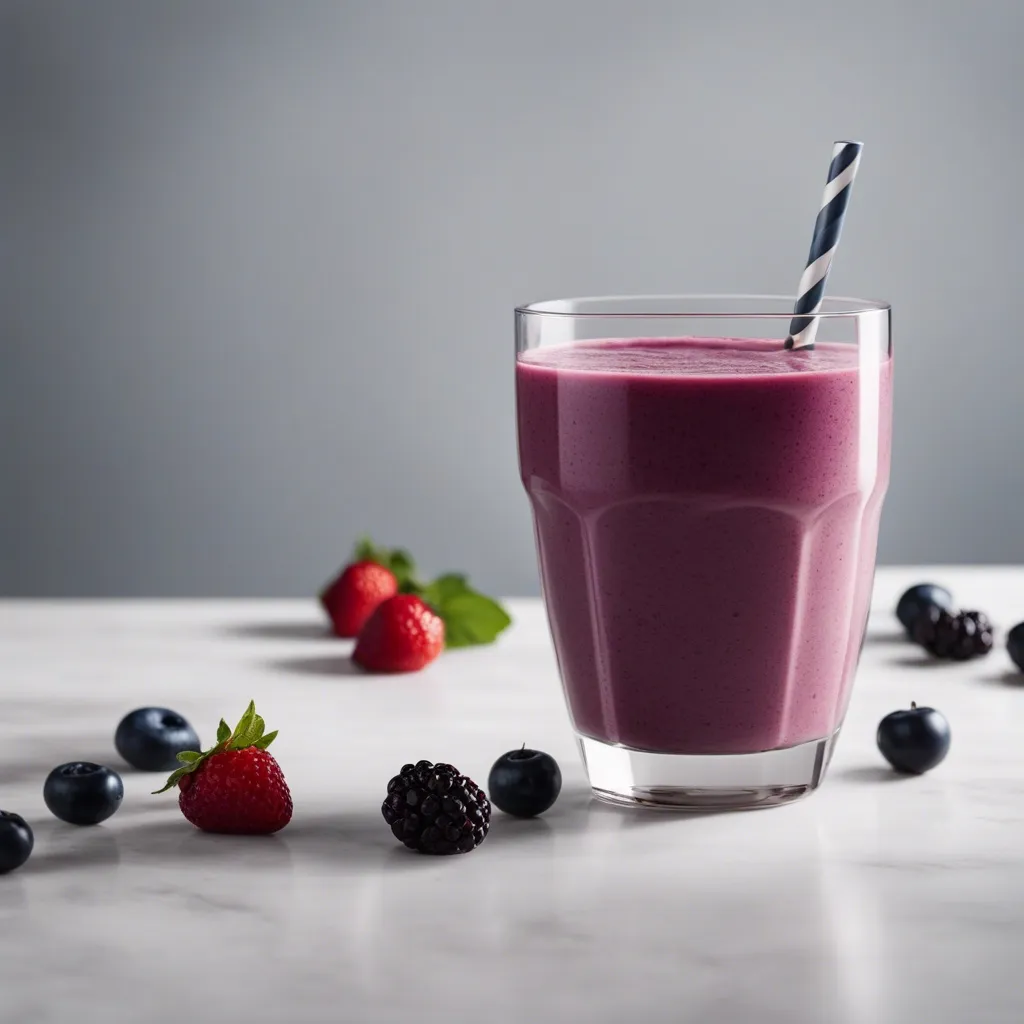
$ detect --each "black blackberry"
[911,606,994,660]
[382,760,491,855]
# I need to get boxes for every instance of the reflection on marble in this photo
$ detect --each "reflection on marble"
[2,570,1024,1022]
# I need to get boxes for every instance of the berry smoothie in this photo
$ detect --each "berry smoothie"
[516,337,892,756]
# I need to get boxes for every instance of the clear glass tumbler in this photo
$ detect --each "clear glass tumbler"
[515,295,892,810]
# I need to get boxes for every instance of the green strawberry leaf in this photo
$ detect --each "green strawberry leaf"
[254,730,278,750]
[391,554,419,593]
[419,573,469,608]
[440,592,513,647]
[353,536,418,590]
[353,535,383,562]
[153,701,279,795]
[231,701,258,749]
[231,709,266,751]
[153,764,195,793]
[419,573,512,649]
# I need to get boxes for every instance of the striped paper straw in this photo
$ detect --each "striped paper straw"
[784,140,863,350]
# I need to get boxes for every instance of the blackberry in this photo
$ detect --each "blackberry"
[911,607,994,660]
[382,760,491,855]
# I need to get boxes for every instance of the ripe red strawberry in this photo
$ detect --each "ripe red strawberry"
[353,594,445,673]
[320,561,398,638]
[154,702,292,835]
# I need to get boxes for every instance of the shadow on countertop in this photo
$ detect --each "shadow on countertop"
[0,735,124,789]
[828,764,913,785]
[885,653,945,669]
[978,669,1024,687]
[23,822,123,875]
[5,779,734,884]
[221,622,334,641]
[55,781,708,875]
[112,818,296,871]
[265,655,362,677]
[863,630,909,646]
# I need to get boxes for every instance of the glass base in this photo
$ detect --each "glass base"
[577,729,841,812]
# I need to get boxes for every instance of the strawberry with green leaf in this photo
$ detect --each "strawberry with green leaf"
[319,536,418,637]
[352,576,513,673]
[154,701,292,835]
[321,536,513,671]
[353,571,512,674]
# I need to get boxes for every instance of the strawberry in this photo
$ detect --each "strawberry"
[329,536,513,671]
[353,594,445,673]
[320,560,398,638]
[154,702,292,835]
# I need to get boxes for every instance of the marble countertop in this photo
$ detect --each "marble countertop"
[2,567,1024,1023]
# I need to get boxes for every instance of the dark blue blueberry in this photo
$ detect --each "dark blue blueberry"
[43,763,124,825]
[895,583,953,635]
[877,704,950,775]
[487,747,562,817]
[114,707,200,772]
[0,811,34,874]
[1007,623,1024,672]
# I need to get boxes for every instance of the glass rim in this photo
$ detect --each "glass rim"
[515,293,890,319]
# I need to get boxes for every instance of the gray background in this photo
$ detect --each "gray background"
[4,0,1022,598]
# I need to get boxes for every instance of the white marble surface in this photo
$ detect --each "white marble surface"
[2,568,1024,1023]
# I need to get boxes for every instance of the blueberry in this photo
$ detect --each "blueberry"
[1007,623,1024,672]
[488,747,562,817]
[0,811,34,874]
[114,707,200,772]
[895,583,953,635]
[876,703,950,774]
[43,763,124,825]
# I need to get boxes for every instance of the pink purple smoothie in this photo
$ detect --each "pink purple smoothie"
[516,337,892,756]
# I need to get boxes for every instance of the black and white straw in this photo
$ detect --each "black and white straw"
[784,140,863,350]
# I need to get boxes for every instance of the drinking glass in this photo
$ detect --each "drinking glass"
[515,295,892,810]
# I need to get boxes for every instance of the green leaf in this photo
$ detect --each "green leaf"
[235,700,256,730]
[216,719,231,744]
[152,763,194,794]
[416,570,512,648]
[231,701,258,749]
[389,551,417,590]
[254,730,278,750]
[176,751,202,764]
[232,712,266,750]
[353,535,382,563]
[434,589,512,648]
[420,573,470,608]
